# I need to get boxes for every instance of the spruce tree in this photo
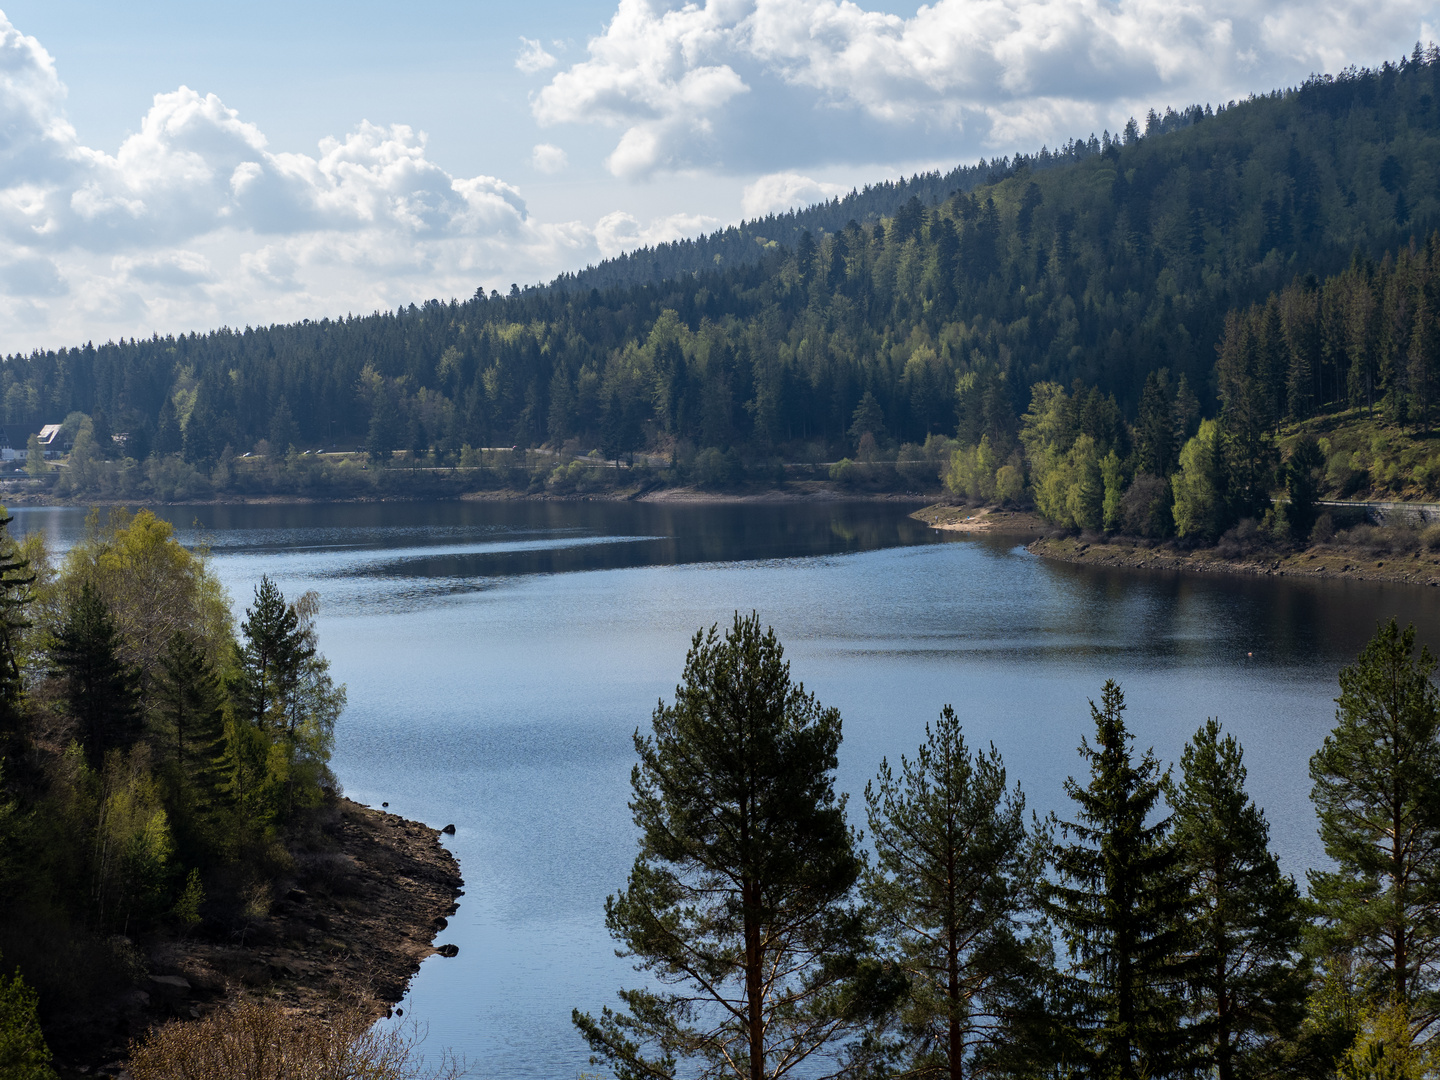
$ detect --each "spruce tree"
[862,705,1043,1080]
[234,575,309,732]
[1174,718,1307,1080]
[49,582,140,765]
[574,613,863,1080]
[1042,680,1197,1080]
[154,631,228,800]
[1309,620,1440,1043]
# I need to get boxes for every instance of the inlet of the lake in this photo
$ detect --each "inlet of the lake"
[12,500,1438,1078]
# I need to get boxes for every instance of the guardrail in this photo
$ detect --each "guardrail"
[1317,500,1440,525]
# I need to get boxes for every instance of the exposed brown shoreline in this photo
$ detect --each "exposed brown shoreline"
[908,503,1440,587]
[1027,534,1440,586]
[53,798,463,1079]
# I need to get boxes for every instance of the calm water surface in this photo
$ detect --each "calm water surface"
[13,500,1440,1079]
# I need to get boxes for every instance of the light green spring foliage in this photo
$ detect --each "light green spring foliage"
[1171,418,1228,539]
[0,953,56,1080]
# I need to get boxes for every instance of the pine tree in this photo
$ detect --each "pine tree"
[1309,620,1440,1044]
[49,582,140,765]
[574,613,864,1080]
[1042,680,1197,1080]
[1173,719,1307,1080]
[862,705,1044,1080]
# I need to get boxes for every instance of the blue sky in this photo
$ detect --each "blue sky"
[0,0,1434,352]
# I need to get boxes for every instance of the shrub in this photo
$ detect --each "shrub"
[0,956,55,1080]
[1423,523,1440,552]
[692,448,742,489]
[128,998,460,1080]
[828,458,856,485]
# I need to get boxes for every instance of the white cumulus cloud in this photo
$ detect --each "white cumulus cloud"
[593,208,719,258]
[531,143,569,173]
[533,0,1436,179]
[0,9,711,352]
[516,37,560,74]
[741,171,844,218]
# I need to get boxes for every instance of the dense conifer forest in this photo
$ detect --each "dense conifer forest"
[6,49,1440,515]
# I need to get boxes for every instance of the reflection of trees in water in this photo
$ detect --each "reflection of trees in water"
[322,502,941,580]
[1043,558,1440,668]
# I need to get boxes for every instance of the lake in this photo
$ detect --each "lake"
[11,499,1440,1078]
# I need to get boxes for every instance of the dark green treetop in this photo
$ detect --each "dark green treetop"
[48,582,140,766]
[1309,619,1440,1044]
[1042,680,1199,1080]
[1173,717,1308,1080]
[861,704,1045,1080]
[574,612,863,1080]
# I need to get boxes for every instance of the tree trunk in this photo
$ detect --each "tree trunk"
[745,876,765,1080]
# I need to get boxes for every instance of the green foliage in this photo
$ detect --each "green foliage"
[1173,719,1308,1079]
[1042,680,1198,1079]
[0,953,56,1080]
[48,583,141,766]
[861,705,1044,1079]
[1309,621,1440,1042]
[1171,418,1231,540]
[231,578,343,825]
[574,613,863,1080]
[170,868,204,933]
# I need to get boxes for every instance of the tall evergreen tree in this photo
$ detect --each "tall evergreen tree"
[234,575,309,732]
[574,613,864,1080]
[154,631,227,791]
[1173,718,1307,1080]
[1042,680,1197,1080]
[49,582,140,765]
[1309,620,1440,1046]
[862,705,1044,1080]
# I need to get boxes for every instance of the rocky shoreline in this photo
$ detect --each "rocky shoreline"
[909,503,1440,587]
[1027,534,1440,586]
[52,798,463,1079]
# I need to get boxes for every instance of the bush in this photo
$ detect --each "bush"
[1120,474,1173,538]
[828,458,856,485]
[0,956,56,1080]
[994,464,1026,506]
[1422,523,1440,552]
[128,998,460,1080]
[692,448,742,489]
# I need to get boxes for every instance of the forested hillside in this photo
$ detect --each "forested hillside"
[5,50,1440,495]
[550,108,1203,293]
